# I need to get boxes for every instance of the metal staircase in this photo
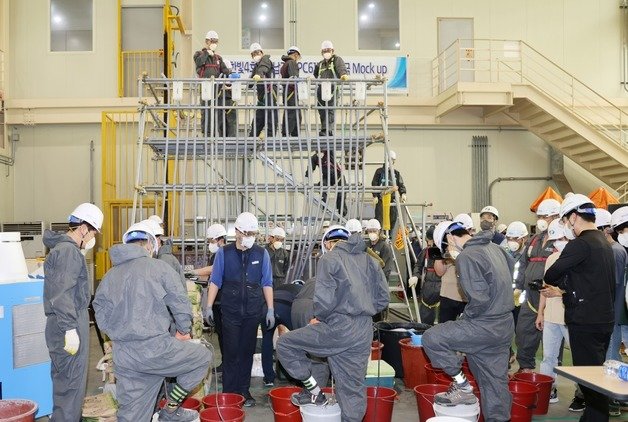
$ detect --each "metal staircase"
[432,39,628,191]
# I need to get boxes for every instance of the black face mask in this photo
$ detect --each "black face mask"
[480,220,495,232]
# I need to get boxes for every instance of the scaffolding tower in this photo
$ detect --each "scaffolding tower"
[130,75,419,320]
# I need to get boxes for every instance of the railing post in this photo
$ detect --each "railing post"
[457,39,461,85]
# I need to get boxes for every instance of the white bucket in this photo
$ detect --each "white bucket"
[427,417,475,422]
[300,403,341,422]
[0,232,29,283]
[433,401,480,422]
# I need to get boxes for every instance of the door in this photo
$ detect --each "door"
[437,18,474,92]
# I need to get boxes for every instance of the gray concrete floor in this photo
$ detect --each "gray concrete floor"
[36,325,628,421]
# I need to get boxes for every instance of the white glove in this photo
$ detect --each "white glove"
[408,276,418,289]
[401,193,407,203]
[64,329,80,355]
[372,197,379,206]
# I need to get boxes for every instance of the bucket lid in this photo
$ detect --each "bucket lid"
[0,232,21,242]
[433,401,480,417]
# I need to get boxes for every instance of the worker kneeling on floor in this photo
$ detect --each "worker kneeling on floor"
[277,226,389,422]
[422,220,514,422]
[94,220,211,422]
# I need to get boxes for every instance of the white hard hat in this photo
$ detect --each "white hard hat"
[389,150,397,160]
[143,219,164,236]
[271,227,286,238]
[496,223,507,234]
[547,219,565,241]
[559,193,596,219]
[345,218,363,233]
[287,46,301,55]
[205,30,219,40]
[223,59,233,69]
[206,224,227,240]
[69,203,104,232]
[235,212,259,233]
[250,42,263,53]
[433,220,465,252]
[506,221,528,239]
[148,215,163,225]
[365,218,381,231]
[480,206,500,220]
[611,206,628,229]
[122,221,157,245]
[536,199,561,217]
[453,213,474,231]
[322,225,350,243]
[595,208,612,228]
[321,40,334,50]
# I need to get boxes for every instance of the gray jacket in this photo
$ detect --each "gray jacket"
[157,240,186,290]
[314,233,389,323]
[370,237,394,279]
[94,244,193,341]
[43,230,90,332]
[266,245,291,286]
[291,277,316,329]
[456,230,514,320]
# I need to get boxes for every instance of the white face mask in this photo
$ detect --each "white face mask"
[554,240,568,252]
[323,52,332,60]
[507,240,520,252]
[83,237,96,251]
[368,232,379,242]
[209,43,218,51]
[618,233,628,248]
[449,250,460,260]
[564,218,576,240]
[536,219,549,232]
[273,241,283,250]
[253,54,263,63]
[241,236,256,249]
[208,242,219,254]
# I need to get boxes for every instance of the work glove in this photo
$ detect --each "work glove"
[64,329,80,355]
[427,247,442,260]
[513,289,522,307]
[340,74,349,81]
[252,74,261,81]
[401,193,407,203]
[184,270,196,278]
[266,308,276,330]
[372,197,379,207]
[203,307,215,327]
[408,276,419,289]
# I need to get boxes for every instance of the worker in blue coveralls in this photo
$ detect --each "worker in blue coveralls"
[203,212,275,407]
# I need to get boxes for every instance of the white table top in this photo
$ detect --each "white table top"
[554,366,628,401]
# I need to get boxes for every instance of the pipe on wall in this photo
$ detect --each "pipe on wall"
[488,176,553,204]
[0,127,18,166]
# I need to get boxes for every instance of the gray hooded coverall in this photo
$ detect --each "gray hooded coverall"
[157,239,186,290]
[43,230,91,422]
[277,233,389,422]
[422,230,515,422]
[94,244,211,422]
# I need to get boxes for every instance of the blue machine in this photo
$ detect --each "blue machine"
[0,279,53,417]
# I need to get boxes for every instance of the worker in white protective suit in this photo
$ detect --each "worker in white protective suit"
[94,221,211,422]
[277,226,389,422]
[43,202,103,422]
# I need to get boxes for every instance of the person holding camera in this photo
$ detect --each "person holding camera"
[544,193,615,421]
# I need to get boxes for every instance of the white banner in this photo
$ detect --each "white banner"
[221,55,409,94]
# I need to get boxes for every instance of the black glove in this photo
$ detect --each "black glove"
[427,247,442,260]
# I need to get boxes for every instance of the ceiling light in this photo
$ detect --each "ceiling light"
[360,14,368,21]
[53,15,62,24]
[395,42,400,48]
[259,14,267,21]
[261,2,268,8]
[368,3,375,8]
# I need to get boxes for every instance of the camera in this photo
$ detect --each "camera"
[529,279,544,291]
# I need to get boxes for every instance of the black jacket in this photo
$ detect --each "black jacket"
[372,166,406,199]
[194,50,229,78]
[251,54,275,98]
[544,229,615,329]
[313,55,348,79]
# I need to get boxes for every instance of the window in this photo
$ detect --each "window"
[358,0,400,50]
[241,0,284,50]
[50,0,93,52]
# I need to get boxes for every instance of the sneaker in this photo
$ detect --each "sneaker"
[158,407,199,422]
[609,400,621,417]
[434,382,479,407]
[263,379,275,387]
[549,388,559,404]
[291,389,328,407]
[243,395,256,408]
[569,397,586,412]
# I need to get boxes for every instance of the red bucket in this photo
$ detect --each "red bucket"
[424,363,444,384]
[363,386,396,422]
[0,400,38,422]
[269,387,303,422]
[158,397,201,411]
[399,338,430,388]
[513,372,553,415]
[202,393,246,409]
[371,341,384,360]
[509,381,538,422]
[413,384,448,422]
[199,407,245,422]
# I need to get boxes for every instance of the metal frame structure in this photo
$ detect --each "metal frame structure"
[130,75,419,319]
